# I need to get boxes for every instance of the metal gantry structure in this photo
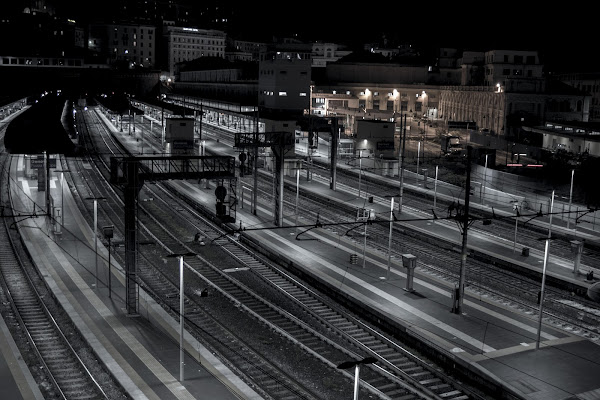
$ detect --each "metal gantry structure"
[234,130,294,226]
[110,155,236,314]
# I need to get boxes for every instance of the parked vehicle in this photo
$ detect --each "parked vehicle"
[441,134,462,154]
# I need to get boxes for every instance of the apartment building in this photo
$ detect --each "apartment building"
[88,23,156,68]
[226,38,266,61]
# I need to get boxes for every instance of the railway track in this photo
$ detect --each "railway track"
[146,100,600,362]
[0,105,130,400]
[79,104,486,399]
[0,146,116,398]
[281,168,600,342]
[133,100,600,375]
[311,156,600,265]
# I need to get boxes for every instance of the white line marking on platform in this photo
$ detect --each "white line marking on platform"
[261,229,498,353]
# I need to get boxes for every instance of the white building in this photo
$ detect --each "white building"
[163,25,226,79]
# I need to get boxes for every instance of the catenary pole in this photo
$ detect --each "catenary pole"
[452,146,472,314]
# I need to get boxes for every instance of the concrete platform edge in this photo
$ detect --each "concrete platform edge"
[139,290,263,400]
[241,231,528,400]
[11,190,261,400]
[0,312,45,400]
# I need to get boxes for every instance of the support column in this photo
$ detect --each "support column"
[124,161,141,315]
[272,144,284,226]
[330,118,338,190]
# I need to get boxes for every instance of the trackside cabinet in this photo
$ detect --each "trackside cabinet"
[401,254,417,292]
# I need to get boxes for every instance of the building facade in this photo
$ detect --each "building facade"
[88,23,156,68]
[258,43,312,113]
[311,84,441,136]
[163,24,226,79]
[311,42,352,68]
[441,50,589,137]
[310,49,590,141]
[226,38,266,61]
[552,72,600,122]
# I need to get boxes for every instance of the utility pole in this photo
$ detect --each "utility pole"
[452,145,472,314]
[199,103,203,141]
[330,118,338,190]
[398,114,407,214]
[252,107,259,215]
[45,151,51,218]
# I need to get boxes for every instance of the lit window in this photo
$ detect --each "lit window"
[299,92,307,96]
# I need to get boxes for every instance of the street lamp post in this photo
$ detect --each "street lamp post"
[513,203,519,253]
[55,169,70,227]
[86,197,106,290]
[536,190,555,350]
[433,165,439,217]
[362,216,367,269]
[567,169,574,229]
[481,154,488,202]
[416,141,420,184]
[386,198,394,279]
[337,357,377,400]
[166,252,196,382]
[294,167,300,234]
[140,121,144,154]
[103,226,114,298]
[398,114,407,214]
[358,150,363,198]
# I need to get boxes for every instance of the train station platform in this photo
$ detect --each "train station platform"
[167,137,600,400]
[0,313,44,400]
[9,108,600,400]
[8,157,261,399]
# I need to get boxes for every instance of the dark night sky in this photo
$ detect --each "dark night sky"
[228,3,599,72]
[7,0,599,72]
